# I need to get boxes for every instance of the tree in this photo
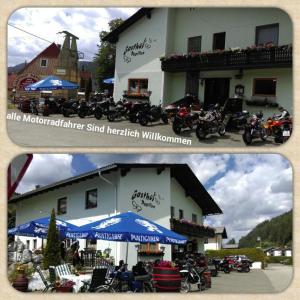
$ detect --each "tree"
[94,18,124,91]
[227,238,236,244]
[43,209,61,269]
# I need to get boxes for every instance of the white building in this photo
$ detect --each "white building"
[9,163,222,267]
[104,8,292,116]
[204,226,227,251]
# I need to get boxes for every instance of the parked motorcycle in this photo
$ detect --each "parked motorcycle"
[180,259,207,292]
[264,115,293,144]
[61,99,79,117]
[172,106,201,134]
[213,258,231,274]
[234,260,252,273]
[225,110,250,131]
[137,102,168,126]
[107,99,131,122]
[195,105,226,140]
[128,101,149,123]
[94,97,115,120]
[78,101,102,119]
[242,112,267,145]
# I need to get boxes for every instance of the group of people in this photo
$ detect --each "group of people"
[60,240,83,267]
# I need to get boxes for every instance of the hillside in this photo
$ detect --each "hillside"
[239,210,292,248]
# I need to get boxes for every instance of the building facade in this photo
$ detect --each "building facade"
[9,163,222,267]
[104,8,292,116]
[204,226,227,251]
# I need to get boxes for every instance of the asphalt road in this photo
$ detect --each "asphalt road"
[203,264,292,294]
[6,109,279,148]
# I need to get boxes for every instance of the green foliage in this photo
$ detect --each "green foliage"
[8,264,35,282]
[94,18,124,91]
[205,248,267,268]
[227,238,236,244]
[266,256,293,265]
[239,210,292,248]
[43,209,61,269]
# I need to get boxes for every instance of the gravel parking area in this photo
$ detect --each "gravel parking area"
[7,110,279,147]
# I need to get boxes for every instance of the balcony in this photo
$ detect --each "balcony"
[161,45,292,72]
[170,218,215,238]
[123,90,152,100]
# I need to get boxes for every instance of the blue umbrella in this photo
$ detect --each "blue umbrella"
[8,216,79,238]
[25,75,79,91]
[66,211,187,245]
[103,77,114,84]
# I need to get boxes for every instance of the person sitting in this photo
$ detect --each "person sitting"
[276,106,290,120]
[132,261,148,276]
[115,260,126,272]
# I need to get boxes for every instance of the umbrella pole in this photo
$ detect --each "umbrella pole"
[125,241,129,264]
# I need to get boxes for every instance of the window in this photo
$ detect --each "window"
[128,79,148,94]
[188,36,202,53]
[253,78,277,96]
[192,213,197,223]
[213,32,226,50]
[255,23,279,46]
[85,189,97,209]
[171,206,175,218]
[179,209,184,220]
[33,239,37,249]
[57,197,67,215]
[40,59,48,67]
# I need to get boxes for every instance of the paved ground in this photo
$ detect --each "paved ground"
[203,264,292,294]
[6,109,279,147]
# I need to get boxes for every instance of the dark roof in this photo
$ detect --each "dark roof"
[215,227,228,238]
[10,163,222,216]
[102,8,153,43]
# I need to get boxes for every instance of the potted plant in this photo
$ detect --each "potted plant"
[55,280,75,292]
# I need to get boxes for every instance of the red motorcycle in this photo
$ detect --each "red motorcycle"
[172,106,201,134]
[264,115,293,143]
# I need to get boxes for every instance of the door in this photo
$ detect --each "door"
[185,71,199,97]
[204,78,230,109]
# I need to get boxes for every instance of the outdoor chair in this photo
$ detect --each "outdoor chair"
[81,268,108,292]
[35,265,55,293]
[55,263,72,278]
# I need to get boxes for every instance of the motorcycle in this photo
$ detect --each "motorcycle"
[234,260,252,273]
[107,99,131,122]
[78,101,103,119]
[242,112,267,145]
[137,102,168,126]
[172,105,201,134]
[180,259,207,293]
[94,97,115,120]
[225,110,250,131]
[61,99,80,117]
[195,105,226,140]
[264,115,293,144]
[128,101,149,123]
[214,258,231,274]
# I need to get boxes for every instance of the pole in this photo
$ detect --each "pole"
[125,241,129,264]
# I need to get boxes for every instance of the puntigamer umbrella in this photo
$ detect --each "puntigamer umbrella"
[66,211,187,245]
[103,77,114,84]
[24,75,79,91]
[8,216,79,238]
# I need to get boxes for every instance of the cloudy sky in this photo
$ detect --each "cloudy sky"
[14,153,293,242]
[7,7,139,66]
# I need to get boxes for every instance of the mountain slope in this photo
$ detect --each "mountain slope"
[239,210,292,248]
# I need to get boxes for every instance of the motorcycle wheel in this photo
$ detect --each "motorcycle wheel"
[62,109,70,117]
[78,111,85,118]
[224,268,230,274]
[242,130,252,145]
[196,126,207,140]
[129,115,137,123]
[172,119,182,134]
[107,112,115,122]
[139,115,148,126]
[244,266,250,273]
[218,123,226,136]
[43,111,50,117]
[260,128,268,141]
[180,280,191,293]
[161,114,169,124]
[94,109,103,120]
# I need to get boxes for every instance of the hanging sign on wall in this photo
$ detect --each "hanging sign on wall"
[131,189,164,212]
[123,37,157,63]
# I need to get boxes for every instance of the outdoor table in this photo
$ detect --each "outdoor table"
[59,274,92,293]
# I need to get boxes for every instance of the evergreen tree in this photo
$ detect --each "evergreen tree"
[43,209,61,269]
[93,18,123,91]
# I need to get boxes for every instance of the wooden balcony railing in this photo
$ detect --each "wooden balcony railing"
[161,45,292,72]
[170,218,215,238]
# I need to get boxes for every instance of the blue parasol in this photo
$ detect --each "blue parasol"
[24,75,79,91]
[103,77,115,84]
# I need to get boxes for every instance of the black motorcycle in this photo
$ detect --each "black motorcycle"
[107,100,130,122]
[137,103,168,126]
[78,101,102,119]
[225,110,250,131]
[128,101,149,123]
[94,97,115,120]
[242,112,267,145]
[61,99,79,117]
[195,105,226,140]
[217,258,231,274]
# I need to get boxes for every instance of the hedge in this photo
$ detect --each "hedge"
[266,256,293,265]
[205,248,267,269]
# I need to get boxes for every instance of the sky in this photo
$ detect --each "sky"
[7,7,139,66]
[14,154,293,242]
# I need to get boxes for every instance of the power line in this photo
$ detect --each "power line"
[8,23,97,57]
